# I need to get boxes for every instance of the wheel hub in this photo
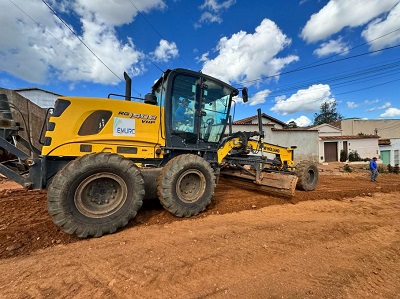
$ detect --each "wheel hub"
[88,182,116,205]
[75,173,127,218]
[176,169,206,203]
[307,169,315,182]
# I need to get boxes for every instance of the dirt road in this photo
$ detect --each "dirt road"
[1,165,400,298]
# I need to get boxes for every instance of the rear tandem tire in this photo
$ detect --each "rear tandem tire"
[157,154,216,217]
[295,160,319,191]
[47,153,145,238]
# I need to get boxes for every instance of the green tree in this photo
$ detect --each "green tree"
[288,120,298,128]
[313,101,343,126]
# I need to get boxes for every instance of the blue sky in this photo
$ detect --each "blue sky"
[1,0,400,126]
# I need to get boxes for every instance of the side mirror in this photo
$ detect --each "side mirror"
[242,87,248,103]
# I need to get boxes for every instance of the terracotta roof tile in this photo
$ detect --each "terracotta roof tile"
[328,120,342,129]
[233,113,287,127]
[378,139,391,145]
[272,128,318,132]
[320,134,379,140]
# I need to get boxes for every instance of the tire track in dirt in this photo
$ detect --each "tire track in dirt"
[336,195,400,299]
[1,173,400,259]
[1,192,400,298]
[284,194,400,299]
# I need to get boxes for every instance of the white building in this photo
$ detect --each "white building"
[379,138,400,166]
[230,114,319,163]
[310,123,380,163]
[14,88,61,108]
[336,119,400,165]
[340,119,400,139]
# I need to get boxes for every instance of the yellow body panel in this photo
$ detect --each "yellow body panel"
[248,139,295,167]
[42,97,165,159]
[217,137,295,166]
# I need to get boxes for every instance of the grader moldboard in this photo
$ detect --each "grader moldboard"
[0,68,318,238]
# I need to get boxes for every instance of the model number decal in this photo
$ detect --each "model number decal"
[265,147,280,153]
[118,111,157,121]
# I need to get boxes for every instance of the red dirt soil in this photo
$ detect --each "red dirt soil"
[1,163,400,298]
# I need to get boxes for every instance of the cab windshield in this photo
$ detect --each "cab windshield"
[200,80,231,142]
[171,73,233,143]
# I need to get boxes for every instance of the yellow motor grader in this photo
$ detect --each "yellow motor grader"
[0,68,318,238]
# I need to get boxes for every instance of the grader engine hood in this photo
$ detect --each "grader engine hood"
[42,97,165,159]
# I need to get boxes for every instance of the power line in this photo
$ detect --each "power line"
[127,0,191,70]
[236,28,400,109]
[335,78,400,96]
[239,44,400,87]
[8,0,121,91]
[299,27,400,70]
[237,27,400,90]
[41,0,140,94]
[248,59,400,99]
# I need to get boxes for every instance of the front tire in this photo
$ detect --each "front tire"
[295,160,319,191]
[47,153,145,238]
[157,154,216,217]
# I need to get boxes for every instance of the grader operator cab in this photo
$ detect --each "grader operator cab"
[0,68,318,238]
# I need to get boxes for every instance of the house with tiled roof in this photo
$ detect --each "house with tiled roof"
[232,113,288,128]
[310,123,380,163]
[338,119,400,166]
[230,113,319,163]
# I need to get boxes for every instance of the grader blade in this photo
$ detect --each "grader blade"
[220,169,298,197]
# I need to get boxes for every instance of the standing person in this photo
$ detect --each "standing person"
[369,157,378,182]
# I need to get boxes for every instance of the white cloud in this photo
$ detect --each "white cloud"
[287,116,312,127]
[379,102,392,109]
[73,0,166,26]
[361,3,400,51]
[196,52,209,63]
[368,102,391,111]
[313,38,350,57]
[248,89,271,106]
[195,0,235,28]
[200,0,236,11]
[380,107,400,117]
[201,19,299,84]
[275,95,286,102]
[0,0,165,85]
[196,12,222,27]
[232,95,244,104]
[364,99,380,105]
[301,0,399,43]
[151,39,179,62]
[270,84,334,115]
[347,101,359,108]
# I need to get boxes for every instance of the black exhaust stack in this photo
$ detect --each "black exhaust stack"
[257,108,264,139]
[124,72,131,101]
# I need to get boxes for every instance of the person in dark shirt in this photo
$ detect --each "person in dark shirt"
[369,157,378,182]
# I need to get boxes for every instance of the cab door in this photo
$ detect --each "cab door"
[166,72,202,148]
